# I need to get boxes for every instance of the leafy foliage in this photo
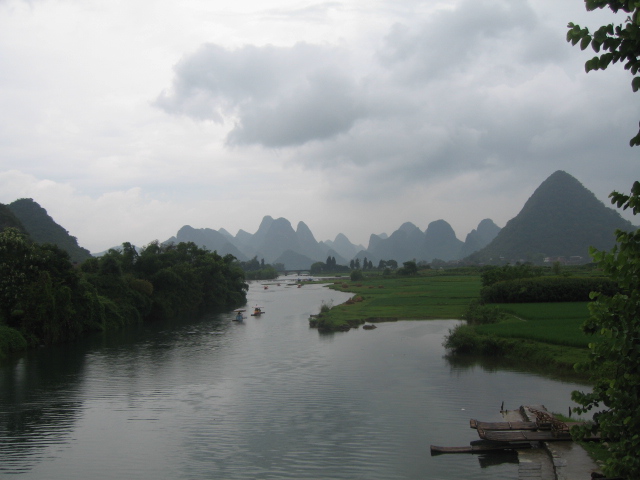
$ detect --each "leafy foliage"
[310,257,350,275]
[481,264,543,286]
[566,3,640,477]
[0,228,104,345]
[0,230,248,355]
[397,260,418,276]
[350,269,364,281]
[464,300,507,325]
[571,184,640,478]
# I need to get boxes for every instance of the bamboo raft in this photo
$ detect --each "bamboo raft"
[430,440,532,455]
[477,428,572,442]
[469,419,539,431]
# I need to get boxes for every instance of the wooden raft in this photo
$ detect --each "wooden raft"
[430,440,532,455]
[431,405,594,455]
[470,419,538,431]
[477,428,572,442]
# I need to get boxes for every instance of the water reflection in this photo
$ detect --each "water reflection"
[477,451,519,468]
[0,344,88,473]
[444,350,588,383]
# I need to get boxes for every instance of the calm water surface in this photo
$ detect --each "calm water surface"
[0,278,588,479]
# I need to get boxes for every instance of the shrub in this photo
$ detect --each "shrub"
[350,270,364,281]
[479,335,507,356]
[0,325,27,359]
[443,324,479,354]
[464,300,507,325]
[480,276,617,303]
[481,264,543,287]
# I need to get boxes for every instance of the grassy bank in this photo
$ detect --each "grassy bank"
[313,272,592,379]
[310,272,481,330]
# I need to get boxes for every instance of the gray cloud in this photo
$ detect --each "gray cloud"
[156,42,366,146]
[376,0,539,83]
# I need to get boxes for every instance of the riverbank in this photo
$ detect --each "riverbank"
[313,273,592,381]
[310,272,480,330]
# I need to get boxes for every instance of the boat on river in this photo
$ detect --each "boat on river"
[233,309,246,321]
[430,404,587,455]
[251,306,265,316]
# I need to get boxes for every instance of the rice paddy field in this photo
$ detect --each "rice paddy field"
[477,302,592,348]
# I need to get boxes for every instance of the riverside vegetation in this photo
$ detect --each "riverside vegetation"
[0,228,248,361]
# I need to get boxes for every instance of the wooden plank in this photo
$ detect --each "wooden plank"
[478,429,572,442]
[470,419,539,431]
[430,441,532,455]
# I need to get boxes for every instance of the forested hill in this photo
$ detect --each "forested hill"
[467,170,636,263]
[7,198,92,263]
[0,203,27,234]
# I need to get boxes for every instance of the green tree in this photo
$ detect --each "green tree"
[310,261,325,274]
[0,228,105,344]
[567,2,640,477]
[571,183,640,478]
[398,260,418,276]
[350,269,364,281]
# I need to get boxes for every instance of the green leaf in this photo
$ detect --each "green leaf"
[581,35,592,50]
[632,76,640,92]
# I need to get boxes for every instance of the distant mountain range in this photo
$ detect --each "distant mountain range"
[1,171,636,269]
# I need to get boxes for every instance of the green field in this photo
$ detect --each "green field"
[477,302,592,348]
[318,274,481,327]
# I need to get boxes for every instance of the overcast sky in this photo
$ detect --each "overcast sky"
[0,0,638,253]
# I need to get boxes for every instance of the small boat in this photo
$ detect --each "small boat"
[233,309,246,321]
[251,306,265,316]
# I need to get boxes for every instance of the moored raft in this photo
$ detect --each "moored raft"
[469,419,539,431]
[430,440,533,455]
[477,428,572,442]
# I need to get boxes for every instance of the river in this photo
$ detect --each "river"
[0,278,588,479]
